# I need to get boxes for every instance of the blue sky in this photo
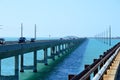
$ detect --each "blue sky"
[0,0,120,37]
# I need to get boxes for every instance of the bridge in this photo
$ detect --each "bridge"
[68,41,120,80]
[0,38,86,80]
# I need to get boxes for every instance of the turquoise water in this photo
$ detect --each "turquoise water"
[44,38,119,80]
[0,38,120,80]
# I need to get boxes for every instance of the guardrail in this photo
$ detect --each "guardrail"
[69,42,120,80]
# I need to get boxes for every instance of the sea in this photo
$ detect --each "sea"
[0,37,120,80]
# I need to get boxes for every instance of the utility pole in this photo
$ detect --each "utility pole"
[34,24,36,39]
[109,25,111,46]
[106,29,108,45]
[21,23,23,37]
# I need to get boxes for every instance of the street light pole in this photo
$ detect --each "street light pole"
[34,24,36,39]
[109,25,111,46]
[21,23,23,37]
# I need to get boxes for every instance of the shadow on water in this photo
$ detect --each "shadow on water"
[45,39,89,80]
[20,39,88,80]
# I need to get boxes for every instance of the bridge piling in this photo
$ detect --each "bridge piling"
[61,45,63,54]
[55,46,58,56]
[20,54,24,72]
[0,59,1,76]
[62,44,64,54]
[57,46,60,57]
[65,44,68,53]
[60,45,62,53]
[51,47,55,60]
[56,46,59,56]
[44,48,48,65]
[64,44,66,53]
[15,55,19,79]
[68,43,71,51]
[58,45,61,57]
[33,50,37,72]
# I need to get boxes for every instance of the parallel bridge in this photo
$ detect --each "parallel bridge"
[69,42,120,80]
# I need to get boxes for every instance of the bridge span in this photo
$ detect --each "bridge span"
[0,38,86,80]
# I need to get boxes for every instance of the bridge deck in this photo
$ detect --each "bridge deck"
[103,50,120,80]
[0,39,85,59]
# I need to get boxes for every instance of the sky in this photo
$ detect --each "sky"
[0,0,120,38]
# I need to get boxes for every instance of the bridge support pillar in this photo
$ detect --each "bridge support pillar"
[33,50,37,72]
[68,43,71,51]
[66,43,69,52]
[51,47,55,60]
[55,46,57,55]
[56,46,60,57]
[44,48,48,65]
[55,46,58,56]
[15,55,19,79]
[58,45,61,57]
[65,44,68,53]
[20,54,24,72]
[67,43,69,51]
[60,45,62,53]
[0,59,1,76]
[62,44,64,54]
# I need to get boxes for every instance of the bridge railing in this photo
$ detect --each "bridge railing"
[69,42,120,80]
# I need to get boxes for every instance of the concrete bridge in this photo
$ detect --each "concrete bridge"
[0,38,86,80]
